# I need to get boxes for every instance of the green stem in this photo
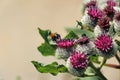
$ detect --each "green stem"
[115,54,120,64]
[89,62,107,80]
[99,58,107,70]
[94,61,120,69]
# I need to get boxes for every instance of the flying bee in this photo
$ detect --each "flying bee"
[48,31,61,42]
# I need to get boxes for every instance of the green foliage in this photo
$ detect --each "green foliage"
[118,46,120,52]
[76,76,102,80]
[38,28,50,43]
[84,67,95,76]
[76,21,84,29]
[37,28,57,56]
[38,42,56,56]
[31,61,68,76]
[66,27,95,38]
[115,40,120,46]
[109,25,116,37]
[115,40,120,51]
[65,31,79,39]
[91,54,99,63]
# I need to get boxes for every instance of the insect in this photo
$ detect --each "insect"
[48,31,61,42]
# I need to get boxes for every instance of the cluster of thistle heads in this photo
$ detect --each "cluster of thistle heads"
[47,0,120,77]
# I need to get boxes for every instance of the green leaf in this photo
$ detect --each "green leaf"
[76,76,102,80]
[118,46,120,52]
[38,42,57,56]
[31,61,68,76]
[85,67,95,76]
[109,25,116,37]
[66,27,94,38]
[65,30,79,39]
[38,28,50,43]
[91,54,99,63]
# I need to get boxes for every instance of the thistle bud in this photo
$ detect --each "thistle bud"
[55,39,75,60]
[76,36,94,55]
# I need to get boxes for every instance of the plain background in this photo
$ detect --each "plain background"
[0,0,120,80]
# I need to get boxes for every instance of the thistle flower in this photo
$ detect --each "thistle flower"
[76,35,94,55]
[107,0,118,7]
[86,0,97,8]
[81,7,103,28]
[103,5,115,20]
[87,7,103,20]
[97,16,110,30]
[66,52,88,76]
[77,35,90,45]
[84,7,103,27]
[113,12,120,32]
[94,16,110,37]
[57,39,74,48]
[94,34,117,58]
[55,39,75,60]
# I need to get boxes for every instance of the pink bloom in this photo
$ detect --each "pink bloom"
[103,6,115,19]
[86,0,97,8]
[97,16,110,30]
[87,7,103,19]
[95,34,113,52]
[70,52,88,69]
[107,0,118,6]
[57,39,74,48]
[114,12,120,21]
[77,36,89,45]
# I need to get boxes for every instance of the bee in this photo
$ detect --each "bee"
[48,31,61,42]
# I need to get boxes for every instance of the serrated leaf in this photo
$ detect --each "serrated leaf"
[76,76,102,80]
[65,31,79,39]
[38,28,50,43]
[31,61,68,76]
[38,42,57,56]
[66,27,94,38]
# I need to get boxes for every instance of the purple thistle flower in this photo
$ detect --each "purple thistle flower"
[97,16,110,30]
[86,0,97,8]
[103,5,115,20]
[113,12,120,32]
[77,36,90,45]
[57,39,74,49]
[114,12,120,21]
[107,0,118,7]
[70,52,88,69]
[95,34,113,52]
[87,7,103,19]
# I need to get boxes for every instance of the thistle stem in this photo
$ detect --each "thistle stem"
[94,61,120,69]
[89,61,107,80]
[99,58,107,70]
[115,54,120,64]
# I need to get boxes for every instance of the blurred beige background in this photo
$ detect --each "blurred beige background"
[0,0,120,80]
